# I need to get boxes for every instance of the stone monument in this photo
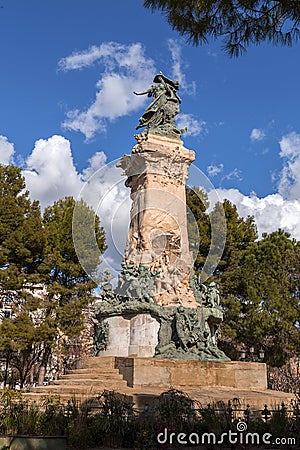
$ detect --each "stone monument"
[94,72,229,362]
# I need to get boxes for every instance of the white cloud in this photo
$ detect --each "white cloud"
[250,128,265,142]
[23,135,82,209]
[59,42,156,140]
[278,131,300,200]
[0,135,15,165]
[204,131,300,241]
[59,45,108,71]
[209,188,300,240]
[22,135,130,273]
[220,168,243,183]
[8,129,300,278]
[207,163,224,177]
[167,39,196,95]
[81,151,107,181]
[78,153,130,273]
[176,113,207,137]
[279,131,300,159]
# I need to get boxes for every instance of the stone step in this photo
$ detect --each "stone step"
[79,356,116,369]
[61,372,123,380]
[27,357,294,413]
[29,357,129,398]
[52,378,127,386]
[32,383,128,395]
[66,368,119,375]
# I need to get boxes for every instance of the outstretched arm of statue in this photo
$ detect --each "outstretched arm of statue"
[133,89,150,96]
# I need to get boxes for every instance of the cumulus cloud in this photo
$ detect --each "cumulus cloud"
[79,157,130,273]
[203,131,300,242]
[81,151,108,181]
[0,135,15,165]
[59,42,156,140]
[278,131,300,200]
[8,129,300,277]
[22,135,130,272]
[176,113,207,137]
[250,128,265,141]
[207,163,224,177]
[209,188,300,240]
[167,39,196,95]
[23,135,82,209]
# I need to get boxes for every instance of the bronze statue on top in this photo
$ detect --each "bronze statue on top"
[134,72,185,138]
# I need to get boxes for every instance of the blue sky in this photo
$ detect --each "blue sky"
[1,0,300,271]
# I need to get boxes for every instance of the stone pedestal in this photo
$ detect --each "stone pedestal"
[114,357,267,391]
[117,133,197,308]
[97,314,160,357]
[128,314,160,356]
[95,134,228,362]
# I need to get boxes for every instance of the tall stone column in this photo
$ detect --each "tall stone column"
[117,133,197,308]
[94,72,229,362]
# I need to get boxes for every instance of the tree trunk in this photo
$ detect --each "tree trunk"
[3,349,10,387]
[38,346,51,386]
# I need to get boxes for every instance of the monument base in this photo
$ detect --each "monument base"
[94,301,229,362]
[30,356,292,411]
[114,357,267,391]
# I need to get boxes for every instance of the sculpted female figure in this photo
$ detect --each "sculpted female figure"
[134,72,182,136]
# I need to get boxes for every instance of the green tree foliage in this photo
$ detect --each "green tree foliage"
[0,165,48,386]
[144,0,300,56]
[186,186,210,270]
[215,199,257,275]
[186,187,300,366]
[41,197,106,337]
[186,188,257,278]
[0,313,50,388]
[0,165,45,290]
[222,230,300,365]
[36,196,106,384]
[0,165,107,386]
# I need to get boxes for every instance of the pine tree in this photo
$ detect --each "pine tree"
[37,196,106,384]
[186,190,257,280]
[0,165,45,289]
[0,164,46,387]
[186,186,210,271]
[186,189,300,365]
[0,165,107,386]
[222,230,300,365]
[144,0,300,56]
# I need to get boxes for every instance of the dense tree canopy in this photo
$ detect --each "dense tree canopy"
[0,165,45,291]
[42,196,106,338]
[186,187,300,366]
[36,196,106,384]
[0,165,106,386]
[144,0,300,56]
[221,230,300,365]
[187,187,257,278]
[186,186,210,271]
